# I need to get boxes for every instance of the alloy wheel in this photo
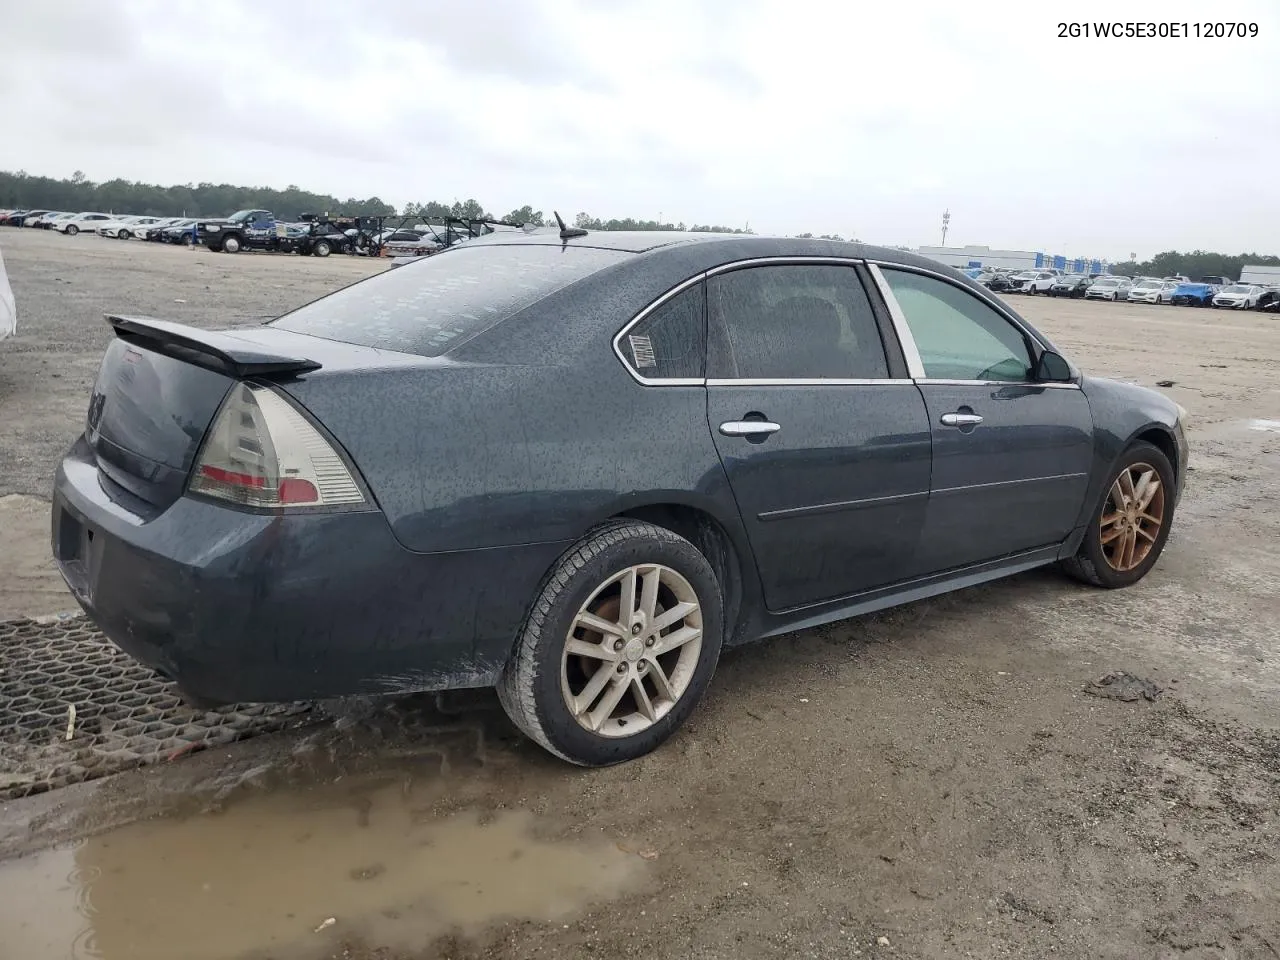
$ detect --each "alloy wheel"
[1099,462,1165,572]
[560,563,703,738]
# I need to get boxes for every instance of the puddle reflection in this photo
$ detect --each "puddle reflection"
[0,777,642,959]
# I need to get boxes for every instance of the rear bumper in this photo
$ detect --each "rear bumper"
[52,436,567,704]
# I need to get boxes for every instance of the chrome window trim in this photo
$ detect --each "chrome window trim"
[869,258,1052,349]
[611,272,709,386]
[707,378,913,387]
[612,255,1084,390]
[614,256,878,386]
[866,263,926,378]
[868,260,1083,388]
[704,255,866,276]
[915,378,1081,390]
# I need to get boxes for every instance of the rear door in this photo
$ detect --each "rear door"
[705,260,933,612]
[870,265,1094,574]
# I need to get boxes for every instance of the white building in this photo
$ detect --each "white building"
[912,244,1109,275]
[1239,263,1280,285]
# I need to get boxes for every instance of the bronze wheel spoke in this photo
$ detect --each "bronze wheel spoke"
[1121,527,1137,568]
[1098,461,1167,573]
[1117,469,1136,506]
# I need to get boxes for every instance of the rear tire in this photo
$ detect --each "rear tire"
[66,225,78,236]
[498,520,724,766]
[312,239,332,258]
[1062,441,1176,589]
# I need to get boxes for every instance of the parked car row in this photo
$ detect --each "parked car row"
[1,209,183,238]
[969,265,1279,311]
[1,207,516,260]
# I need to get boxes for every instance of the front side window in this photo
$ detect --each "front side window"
[882,268,1033,382]
[623,282,705,380]
[707,264,889,379]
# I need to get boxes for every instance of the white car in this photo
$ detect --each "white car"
[38,212,77,230]
[1013,270,1058,294]
[1085,277,1134,301]
[1126,279,1167,304]
[24,211,66,228]
[1211,284,1264,310]
[0,245,14,341]
[98,216,162,239]
[56,212,114,235]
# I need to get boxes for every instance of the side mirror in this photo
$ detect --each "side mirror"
[1034,350,1073,383]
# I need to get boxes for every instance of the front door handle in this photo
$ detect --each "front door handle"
[940,412,984,427]
[719,420,781,438]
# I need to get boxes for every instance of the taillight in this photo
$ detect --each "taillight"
[188,382,365,509]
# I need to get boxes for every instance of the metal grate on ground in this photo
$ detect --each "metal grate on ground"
[0,617,313,801]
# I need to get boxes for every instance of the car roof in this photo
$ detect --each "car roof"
[463,227,957,274]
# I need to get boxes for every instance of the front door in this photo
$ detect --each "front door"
[705,261,933,611]
[875,266,1095,574]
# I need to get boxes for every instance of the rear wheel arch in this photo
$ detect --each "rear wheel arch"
[611,502,750,646]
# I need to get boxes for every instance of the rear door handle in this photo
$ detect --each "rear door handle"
[719,420,781,438]
[940,412,984,427]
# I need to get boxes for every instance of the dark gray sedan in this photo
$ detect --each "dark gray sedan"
[52,228,1189,766]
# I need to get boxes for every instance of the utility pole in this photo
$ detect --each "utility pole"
[940,209,951,247]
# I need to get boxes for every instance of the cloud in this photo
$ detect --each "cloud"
[0,0,1276,257]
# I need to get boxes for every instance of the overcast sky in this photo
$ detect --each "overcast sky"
[2,0,1276,259]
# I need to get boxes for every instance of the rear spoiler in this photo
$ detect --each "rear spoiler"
[106,315,322,378]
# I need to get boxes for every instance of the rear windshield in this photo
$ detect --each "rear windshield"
[271,243,631,356]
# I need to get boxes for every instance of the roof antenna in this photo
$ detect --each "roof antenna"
[554,210,588,240]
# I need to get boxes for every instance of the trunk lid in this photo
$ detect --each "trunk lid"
[86,317,328,511]
[86,317,436,513]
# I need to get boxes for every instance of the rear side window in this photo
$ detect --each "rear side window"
[272,244,630,357]
[622,283,705,380]
[707,264,889,379]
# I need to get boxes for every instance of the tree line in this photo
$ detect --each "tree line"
[0,169,397,220]
[0,170,756,233]
[401,202,754,234]
[1108,250,1280,281]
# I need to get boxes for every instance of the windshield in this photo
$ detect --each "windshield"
[1222,285,1251,293]
[272,243,631,357]
[1093,278,1118,286]
[227,210,259,222]
[1133,282,1158,290]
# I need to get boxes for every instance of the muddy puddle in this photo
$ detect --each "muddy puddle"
[0,777,645,959]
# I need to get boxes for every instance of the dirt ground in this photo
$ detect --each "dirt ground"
[1,227,1278,960]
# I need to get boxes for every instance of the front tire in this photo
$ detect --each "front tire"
[498,520,724,766]
[1062,441,1176,589]
[222,235,242,253]
[66,225,79,236]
